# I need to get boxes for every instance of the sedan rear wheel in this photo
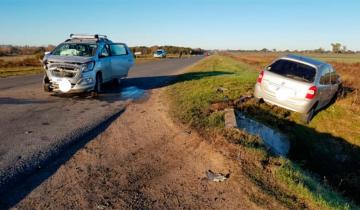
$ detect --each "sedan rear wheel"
[303,107,315,124]
[337,83,344,99]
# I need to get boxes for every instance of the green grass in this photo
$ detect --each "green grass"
[166,55,258,129]
[0,66,42,77]
[166,55,357,209]
[277,159,352,210]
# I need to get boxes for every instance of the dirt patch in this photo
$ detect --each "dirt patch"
[10,89,289,210]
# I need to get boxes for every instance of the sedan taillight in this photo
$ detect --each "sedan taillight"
[305,86,317,99]
[257,70,264,83]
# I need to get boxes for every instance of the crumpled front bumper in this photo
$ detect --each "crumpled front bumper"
[47,71,96,93]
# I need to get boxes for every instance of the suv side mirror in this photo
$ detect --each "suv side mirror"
[44,51,51,55]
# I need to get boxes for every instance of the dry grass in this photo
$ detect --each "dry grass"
[0,54,42,68]
[0,67,42,77]
[0,54,43,77]
[0,55,36,62]
[331,62,360,90]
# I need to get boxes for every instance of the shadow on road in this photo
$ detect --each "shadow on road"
[0,70,232,208]
[0,97,50,105]
[0,109,125,209]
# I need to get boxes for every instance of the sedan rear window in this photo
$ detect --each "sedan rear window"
[268,59,316,82]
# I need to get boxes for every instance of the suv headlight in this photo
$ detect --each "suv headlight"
[81,61,95,73]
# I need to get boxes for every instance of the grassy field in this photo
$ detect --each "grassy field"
[0,54,43,77]
[0,55,36,62]
[166,54,358,209]
[308,53,360,63]
[0,66,42,77]
[229,52,360,64]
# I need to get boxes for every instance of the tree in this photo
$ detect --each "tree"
[331,43,342,53]
[341,45,347,53]
[314,47,325,53]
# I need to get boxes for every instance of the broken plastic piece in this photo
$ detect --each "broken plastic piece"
[206,170,230,182]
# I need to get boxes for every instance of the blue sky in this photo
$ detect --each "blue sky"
[0,0,359,50]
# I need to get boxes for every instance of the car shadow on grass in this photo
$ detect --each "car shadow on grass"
[237,102,360,205]
[0,70,233,208]
[122,71,234,90]
[48,71,233,104]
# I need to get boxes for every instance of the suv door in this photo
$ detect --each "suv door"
[318,66,332,108]
[98,44,112,82]
[109,43,133,79]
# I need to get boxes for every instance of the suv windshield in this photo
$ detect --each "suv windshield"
[268,59,316,82]
[52,43,97,57]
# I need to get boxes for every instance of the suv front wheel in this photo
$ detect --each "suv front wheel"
[91,73,103,97]
[43,75,52,92]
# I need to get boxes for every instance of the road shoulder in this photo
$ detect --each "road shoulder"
[9,88,286,209]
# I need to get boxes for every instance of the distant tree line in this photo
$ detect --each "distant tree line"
[130,46,205,55]
[0,44,205,57]
[0,45,56,68]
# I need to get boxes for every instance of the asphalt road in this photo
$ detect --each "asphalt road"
[0,56,203,193]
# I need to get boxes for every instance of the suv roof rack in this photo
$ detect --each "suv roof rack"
[69,34,108,40]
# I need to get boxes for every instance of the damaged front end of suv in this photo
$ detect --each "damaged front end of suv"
[41,34,134,94]
[42,55,97,93]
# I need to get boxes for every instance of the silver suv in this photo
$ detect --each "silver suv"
[42,34,134,94]
[254,54,342,123]
[153,49,167,58]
